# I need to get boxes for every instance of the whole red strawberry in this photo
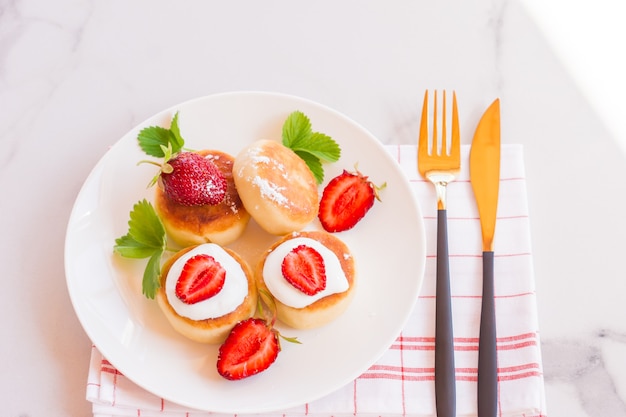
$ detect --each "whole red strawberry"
[160,152,227,206]
[318,169,385,232]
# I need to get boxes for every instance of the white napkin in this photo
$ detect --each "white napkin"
[86,144,548,417]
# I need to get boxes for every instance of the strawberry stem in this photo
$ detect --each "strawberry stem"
[255,288,301,345]
[280,334,302,345]
[257,288,278,327]
[161,163,173,174]
[373,182,387,202]
[137,159,162,167]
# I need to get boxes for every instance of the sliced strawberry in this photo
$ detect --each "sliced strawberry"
[175,254,226,304]
[318,169,385,232]
[217,318,280,380]
[281,245,326,295]
[161,152,227,206]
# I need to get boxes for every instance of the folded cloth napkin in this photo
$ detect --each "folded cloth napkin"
[86,144,547,417]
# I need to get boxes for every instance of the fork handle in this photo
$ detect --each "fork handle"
[478,251,498,417]
[435,209,456,417]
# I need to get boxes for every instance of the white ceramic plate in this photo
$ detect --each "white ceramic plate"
[65,91,426,413]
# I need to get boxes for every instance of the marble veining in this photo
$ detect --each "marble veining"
[543,332,626,415]
[486,0,507,93]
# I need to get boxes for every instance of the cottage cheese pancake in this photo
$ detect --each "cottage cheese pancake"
[156,244,257,344]
[233,140,319,235]
[155,150,250,247]
[256,231,356,329]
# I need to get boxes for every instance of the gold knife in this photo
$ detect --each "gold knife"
[469,98,501,417]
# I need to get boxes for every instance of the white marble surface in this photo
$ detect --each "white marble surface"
[2,0,625,416]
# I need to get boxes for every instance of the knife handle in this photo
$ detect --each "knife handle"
[478,251,498,417]
[435,209,456,417]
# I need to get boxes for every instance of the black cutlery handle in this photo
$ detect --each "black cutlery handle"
[435,209,456,417]
[478,251,497,417]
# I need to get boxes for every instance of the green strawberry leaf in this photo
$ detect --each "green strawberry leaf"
[282,111,312,148]
[113,234,158,259]
[290,132,341,163]
[126,199,166,249]
[137,126,173,158]
[294,150,324,184]
[142,250,164,299]
[282,111,341,184]
[114,199,167,299]
[137,111,184,158]
[169,112,185,152]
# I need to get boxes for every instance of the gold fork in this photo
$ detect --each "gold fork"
[418,90,460,417]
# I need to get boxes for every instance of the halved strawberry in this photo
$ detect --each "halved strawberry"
[216,290,300,380]
[217,317,280,380]
[281,245,326,295]
[318,169,385,232]
[175,254,226,304]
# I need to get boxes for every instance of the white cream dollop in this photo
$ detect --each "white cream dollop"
[263,237,349,309]
[165,243,248,320]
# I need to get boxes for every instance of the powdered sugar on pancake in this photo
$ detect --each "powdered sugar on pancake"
[252,176,289,206]
[236,143,293,208]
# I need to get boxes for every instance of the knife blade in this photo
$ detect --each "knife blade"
[469,98,501,417]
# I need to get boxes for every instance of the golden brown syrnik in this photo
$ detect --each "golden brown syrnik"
[255,230,356,329]
[156,243,257,344]
[155,150,250,247]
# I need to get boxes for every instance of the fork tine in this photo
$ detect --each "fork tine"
[432,90,438,156]
[441,90,447,156]
[419,90,429,157]
[418,90,460,175]
[451,90,460,160]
